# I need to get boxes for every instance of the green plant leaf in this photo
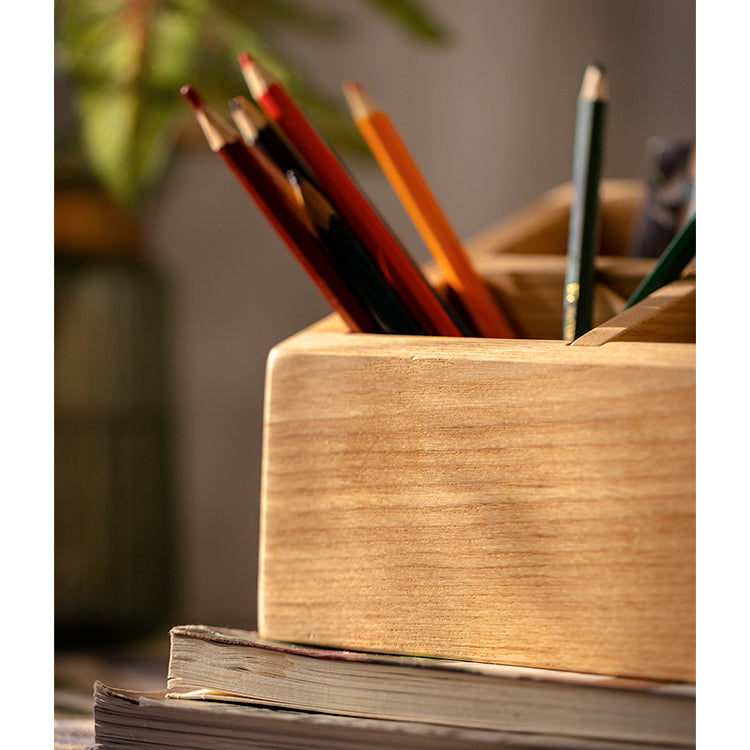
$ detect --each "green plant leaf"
[56,0,450,207]
[217,0,346,37]
[359,0,450,42]
[58,0,210,206]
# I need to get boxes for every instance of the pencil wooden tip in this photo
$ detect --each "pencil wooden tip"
[279,170,316,232]
[285,169,302,198]
[238,54,274,98]
[237,52,254,69]
[342,80,379,121]
[229,96,258,143]
[342,80,362,95]
[230,95,265,120]
[290,172,333,229]
[580,64,609,101]
[180,85,204,111]
[180,85,239,151]
[229,95,267,142]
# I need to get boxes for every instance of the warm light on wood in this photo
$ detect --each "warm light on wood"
[257,185,695,683]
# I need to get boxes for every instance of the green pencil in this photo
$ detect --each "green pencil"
[563,63,609,341]
[625,214,696,309]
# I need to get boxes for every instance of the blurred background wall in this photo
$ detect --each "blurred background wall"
[55,0,695,634]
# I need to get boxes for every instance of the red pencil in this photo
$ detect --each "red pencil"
[238,54,468,338]
[180,85,378,334]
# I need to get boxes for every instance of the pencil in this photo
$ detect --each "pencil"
[229,95,318,187]
[180,85,379,334]
[563,63,609,341]
[229,96,428,334]
[289,172,425,335]
[625,214,696,309]
[237,53,469,338]
[343,80,517,339]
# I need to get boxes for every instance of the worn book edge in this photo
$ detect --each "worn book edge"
[168,624,695,697]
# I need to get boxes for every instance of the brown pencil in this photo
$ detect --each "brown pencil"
[289,172,425,335]
[180,85,378,334]
[238,53,469,337]
[229,95,318,188]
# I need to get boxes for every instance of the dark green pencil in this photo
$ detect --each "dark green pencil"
[625,215,696,309]
[563,63,609,341]
[290,172,426,336]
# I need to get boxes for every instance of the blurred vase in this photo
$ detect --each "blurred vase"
[55,189,176,645]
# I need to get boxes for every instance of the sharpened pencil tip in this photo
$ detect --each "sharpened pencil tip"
[288,172,333,230]
[180,85,239,151]
[237,52,254,68]
[180,85,203,110]
[342,80,379,121]
[283,170,307,215]
[285,169,302,190]
[580,63,609,101]
[228,95,267,142]
[238,55,274,99]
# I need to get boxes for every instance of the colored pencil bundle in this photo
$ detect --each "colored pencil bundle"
[180,55,507,338]
[237,54,468,337]
[180,55,693,342]
[181,86,375,334]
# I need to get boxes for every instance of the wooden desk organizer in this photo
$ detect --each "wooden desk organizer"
[258,181,695,683]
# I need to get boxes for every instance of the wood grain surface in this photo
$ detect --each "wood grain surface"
[259,186,695,683]
[259,264,695,680]
[464,180,645,258]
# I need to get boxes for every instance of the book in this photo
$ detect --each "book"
[94,681,692,750]
[166,625,695,747]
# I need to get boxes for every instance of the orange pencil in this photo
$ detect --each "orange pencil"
[237,54,468,338]
[343,81,516,339]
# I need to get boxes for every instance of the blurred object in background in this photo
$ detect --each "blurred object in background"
[54,0,448,639]
[627,137,696,258]
[53,0,695,634]
[53,0,448,211]
[54,188,175,646]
